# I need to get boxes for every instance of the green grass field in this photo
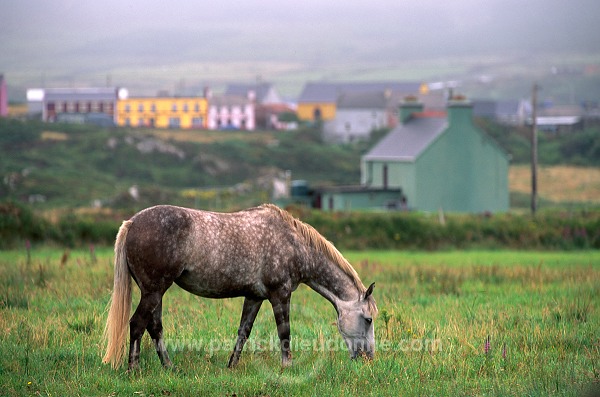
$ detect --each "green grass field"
[1,248,599,396]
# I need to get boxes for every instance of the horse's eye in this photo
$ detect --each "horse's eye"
[365,317,373,325]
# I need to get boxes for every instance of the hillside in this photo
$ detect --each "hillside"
[1,118,599,210]
[0,119,366,209]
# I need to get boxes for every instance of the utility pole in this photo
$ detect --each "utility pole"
[531,83,539,215]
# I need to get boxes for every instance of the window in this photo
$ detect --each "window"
[124,104,131,113]
[183,103,189,112]
[171,103,177,112]
[194,103,200,112]
[138,103,144,112]
[151,103,156,112]
[192,117,203,128]
[168,117,180,128]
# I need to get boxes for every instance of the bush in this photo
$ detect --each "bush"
[0,201,119,248]
[0,201,49,248]
[298,209,600,250]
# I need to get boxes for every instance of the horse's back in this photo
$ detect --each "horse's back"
[124,205,298,298]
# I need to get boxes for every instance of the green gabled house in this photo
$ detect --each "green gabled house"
[361,99,509,213]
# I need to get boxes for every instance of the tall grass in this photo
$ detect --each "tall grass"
[1,248,598,396]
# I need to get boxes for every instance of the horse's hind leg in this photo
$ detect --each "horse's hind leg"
[147,299,173,368]
[128,291,164,371]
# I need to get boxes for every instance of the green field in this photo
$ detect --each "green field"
[1,248,599,396]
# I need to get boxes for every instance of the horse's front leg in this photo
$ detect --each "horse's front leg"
[228,297,263,368]
[269,293,292,367]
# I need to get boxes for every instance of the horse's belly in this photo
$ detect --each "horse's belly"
[174,268,267,299]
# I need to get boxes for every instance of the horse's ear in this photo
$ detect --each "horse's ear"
[364,282,375,300]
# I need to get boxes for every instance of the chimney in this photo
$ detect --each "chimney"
[399,96,424,124]
[447,95,473,126]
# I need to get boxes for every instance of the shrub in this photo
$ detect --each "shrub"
[0,201,49,248]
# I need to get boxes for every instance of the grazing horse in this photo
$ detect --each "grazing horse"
[102,204,377,371]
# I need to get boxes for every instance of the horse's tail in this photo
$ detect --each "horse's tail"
[102,220,133,368]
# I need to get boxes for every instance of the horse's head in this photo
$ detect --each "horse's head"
[336,282,377,360]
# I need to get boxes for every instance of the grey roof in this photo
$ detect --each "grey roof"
[298,81,422,103]
[44,88,118,102]
[337,91,389,109]
[495,100,522,117]
[225,83,273,103]
[44,87,118,101]
[363,117,448,162]
[209,94,251,107]
[472,100,497,118]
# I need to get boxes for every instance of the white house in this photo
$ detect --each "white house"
[207,95,255,130]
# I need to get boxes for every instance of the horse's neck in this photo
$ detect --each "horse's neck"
[304,255,361,311]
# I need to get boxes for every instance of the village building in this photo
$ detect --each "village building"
[296,81,425,123]
[206,94,255,130]
[224,82,294,130]
[26,87,122,126]
[116,96,208,129]
[324,91,391,143]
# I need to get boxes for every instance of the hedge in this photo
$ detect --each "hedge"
[1,201,598,250]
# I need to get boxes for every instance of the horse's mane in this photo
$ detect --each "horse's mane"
[265,204,371,299]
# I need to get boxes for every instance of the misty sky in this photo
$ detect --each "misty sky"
[1,0,599,95]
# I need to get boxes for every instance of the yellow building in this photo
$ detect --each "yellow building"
[116,97,208,129]
[296,102,337,122]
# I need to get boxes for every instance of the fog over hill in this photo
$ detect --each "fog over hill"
[1,0,599,99]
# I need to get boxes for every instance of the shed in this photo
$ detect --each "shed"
[315,185,403,212]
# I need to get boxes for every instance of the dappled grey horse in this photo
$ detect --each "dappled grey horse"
[103,204,377,371]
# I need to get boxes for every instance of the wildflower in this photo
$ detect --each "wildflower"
[502,342,507,359]
[484,335,491,355]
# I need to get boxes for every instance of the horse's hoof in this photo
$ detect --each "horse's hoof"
[126,363,141,375]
